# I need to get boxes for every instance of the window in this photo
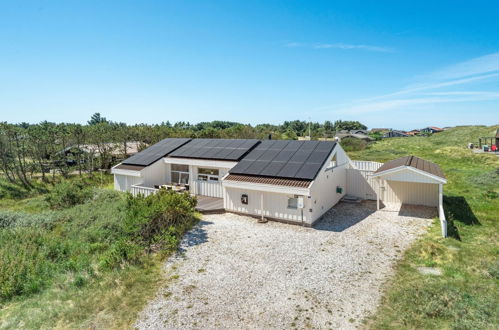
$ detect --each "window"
[171,164,189,184]
[287,197,298,209]
[197,168,219,181]
[330,153,337,168]
[171,164,189,172]
[198,168,219,176]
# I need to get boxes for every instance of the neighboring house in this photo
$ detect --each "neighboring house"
[370,128,391,133]
[112,138,447,235]
[383,130,409,138]
[335,130,374,142]
[58,141,142,166]
[59,141,142,158]
[349,129,368,135]
[406,129,420,136]
[421,126,444,134]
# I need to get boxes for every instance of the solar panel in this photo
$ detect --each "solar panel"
[229,140,337,180]
[168,139,260,161]
[122,138,191,166]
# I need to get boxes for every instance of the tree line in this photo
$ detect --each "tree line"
[0,113,366,188]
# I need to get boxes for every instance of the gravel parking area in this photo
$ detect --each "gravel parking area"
[136,201,434,329]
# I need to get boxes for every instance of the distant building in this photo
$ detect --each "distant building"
[383,130,409,138]
[406,129,420,136]
[335,130,374,142]
[370,128,391,133]
[421,126,444,134]
[349,129,369,135]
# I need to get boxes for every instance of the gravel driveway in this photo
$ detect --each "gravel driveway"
[136,201,434,329]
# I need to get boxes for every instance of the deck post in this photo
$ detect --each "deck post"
[260,193,264,221]
[376,177,380,210]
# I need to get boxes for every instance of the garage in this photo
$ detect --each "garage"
[371,155,448,236]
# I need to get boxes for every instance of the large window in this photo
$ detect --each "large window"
[198,168,219,181]
[171,164,189,184]
[287,196,298,209]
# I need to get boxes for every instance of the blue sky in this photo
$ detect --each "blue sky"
[1,1,498,129]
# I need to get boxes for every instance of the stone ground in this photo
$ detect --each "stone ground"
[135,201,435,330]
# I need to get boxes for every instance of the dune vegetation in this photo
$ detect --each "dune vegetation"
[349,125,499,329]
[0,176,199,329]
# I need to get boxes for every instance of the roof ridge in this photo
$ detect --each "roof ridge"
[406,155,413,166]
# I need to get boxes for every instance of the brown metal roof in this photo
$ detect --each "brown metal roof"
[114,164,146,171]
[374,155,445,179]
[224,174,312,188]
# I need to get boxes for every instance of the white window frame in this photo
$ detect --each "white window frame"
[171,164,190,184]
[197,168,219,182]
[287,196,298,209]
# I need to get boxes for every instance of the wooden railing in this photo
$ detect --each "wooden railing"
[130,184,158,197]
[352,160,383,172]
[194,180,223,198]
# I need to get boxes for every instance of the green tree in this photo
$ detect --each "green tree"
[333,120,367,131]
[88,113,107,125]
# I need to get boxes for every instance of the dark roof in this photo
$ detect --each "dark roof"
[114,164,146,171]
[122,138,191,166]
[374,155,445,179]
[495,128,499,138]
[229,140,336,180]
[224,174,311,188]
[169,139,260,161]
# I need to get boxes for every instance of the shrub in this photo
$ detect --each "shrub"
[45,180,93,209]
[0,210,55,229]
[0,227,62,300]
[340,137,368,152]
[0,187,198,303]
[124,190,197,253]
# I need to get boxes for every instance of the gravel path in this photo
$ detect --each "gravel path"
[135,201,434,329]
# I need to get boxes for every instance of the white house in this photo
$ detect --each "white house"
[112,138,447,236]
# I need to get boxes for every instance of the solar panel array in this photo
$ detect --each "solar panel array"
[169,139,260,161]
[122,138,191,166]
[229,140,336,180]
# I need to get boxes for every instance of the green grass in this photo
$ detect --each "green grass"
[0,256,165,329]
[0,179,199,329]
[0,173,113,213]
[349,126,499,329]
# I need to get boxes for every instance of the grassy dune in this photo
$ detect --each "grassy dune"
[349,126,499,329]
[0,180,198,329]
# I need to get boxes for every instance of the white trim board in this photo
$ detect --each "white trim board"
[111,167,143,177]
[223,180,310,196]
[372,166,447,184]
[164,157,237,169]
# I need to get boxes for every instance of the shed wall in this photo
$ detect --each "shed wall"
[381,180,439,207]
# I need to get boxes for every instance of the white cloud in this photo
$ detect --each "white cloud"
[428,52,499,80]
[323,52,499,115]
[285,42,392,52]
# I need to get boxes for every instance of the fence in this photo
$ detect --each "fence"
[347,161,383,200]
[195,180,223,198]
[130,184,158,197]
